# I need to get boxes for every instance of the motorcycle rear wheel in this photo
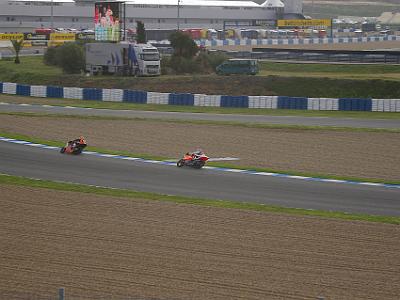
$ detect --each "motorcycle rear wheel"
[193,162,205,169]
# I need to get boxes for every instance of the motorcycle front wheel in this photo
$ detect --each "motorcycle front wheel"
[177,159,185,167]
[60,147,66,153]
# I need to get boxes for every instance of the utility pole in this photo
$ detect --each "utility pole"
[50,0,54,31]
[312,0,315,17]
[177,0,180,30]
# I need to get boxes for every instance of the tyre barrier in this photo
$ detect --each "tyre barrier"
[0,82,399,112]
[47,86,64,98]
[168,93,194,106]
[82,88,102,101]
[221,95,248,108]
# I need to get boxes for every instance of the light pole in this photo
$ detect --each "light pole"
[50,0,54,31]
[177,0,180,30]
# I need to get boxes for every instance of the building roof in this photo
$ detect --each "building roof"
[263,0,284,8]
[126,0,267,8]
[9,0,75,3]
[8,0,285,8]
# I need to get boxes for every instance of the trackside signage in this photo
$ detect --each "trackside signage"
[277,19,332,27]
[0,33,24,40]
[49,33,76,41]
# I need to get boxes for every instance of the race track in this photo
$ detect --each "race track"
[1,141,399,216]
[1,102,399,129]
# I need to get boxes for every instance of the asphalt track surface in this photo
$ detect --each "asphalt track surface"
[1,141,399,217]
[1,102,400,129]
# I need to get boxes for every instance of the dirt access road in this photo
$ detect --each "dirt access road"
[1,114,399,181]
[1,184,399,300]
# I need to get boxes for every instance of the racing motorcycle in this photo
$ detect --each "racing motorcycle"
[177,151,209,169]
[60,138,87,155]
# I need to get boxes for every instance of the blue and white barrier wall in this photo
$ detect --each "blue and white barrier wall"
[1,82,399,112]
[196,35,400,47]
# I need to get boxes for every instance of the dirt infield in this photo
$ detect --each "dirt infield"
[1,114,399,181]
[0,184,399,300]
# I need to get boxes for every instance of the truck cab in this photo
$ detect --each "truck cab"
[133,43,161,76]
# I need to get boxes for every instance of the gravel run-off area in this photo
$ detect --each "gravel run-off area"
[1,114,399,181]
[1,184,399,300]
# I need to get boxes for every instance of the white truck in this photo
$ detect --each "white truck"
[85,42,161,76]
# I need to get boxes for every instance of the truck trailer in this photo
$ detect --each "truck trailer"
[85,42,161,76]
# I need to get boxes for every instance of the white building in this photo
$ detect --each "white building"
[0,0,303,32]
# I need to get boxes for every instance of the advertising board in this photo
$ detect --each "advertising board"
[94,2,121,42]
[277,19,332,27]
[24,33,49,40]
[49,33,76,41]
[0,33,24,40]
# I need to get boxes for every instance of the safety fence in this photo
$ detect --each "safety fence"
[198,35,400,47]
[1,82,399,112]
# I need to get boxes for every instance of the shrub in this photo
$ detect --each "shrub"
[43,46,59,66]
[170,56,200,74]
[204,51,228,70]
[56,43,85,74]
[160,56,175,75]
[161,51,229,75]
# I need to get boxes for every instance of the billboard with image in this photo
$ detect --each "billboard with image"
[95,2,121,42]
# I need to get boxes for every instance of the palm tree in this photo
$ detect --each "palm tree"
[11,38,24,64]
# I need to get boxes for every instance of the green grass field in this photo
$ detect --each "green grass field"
[259,62,400,81]
[1,56,400,98]
[2,95,400,119]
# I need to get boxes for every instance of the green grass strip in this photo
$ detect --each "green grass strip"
[1,131,399,185]
[1,173,399,225]
[2,94,400,119]
[1,111,399,133]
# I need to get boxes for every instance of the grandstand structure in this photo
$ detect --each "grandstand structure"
[0,0,303,32]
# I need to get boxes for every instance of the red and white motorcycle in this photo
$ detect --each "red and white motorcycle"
[177,150,209,169]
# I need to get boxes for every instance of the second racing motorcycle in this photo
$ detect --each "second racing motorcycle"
[177,150,209,169]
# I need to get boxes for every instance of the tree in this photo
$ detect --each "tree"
[136,21,146,43]
[56,42,84,74]
[11,38,24,64]
[169,31,199,59]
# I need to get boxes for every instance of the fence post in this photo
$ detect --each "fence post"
[58,287,65,300]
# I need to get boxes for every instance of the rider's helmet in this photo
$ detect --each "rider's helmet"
[79,136,86,144]
[194,149,203,155]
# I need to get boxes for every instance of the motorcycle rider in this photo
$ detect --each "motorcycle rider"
[190,149,203,160]
[69,136,86,149]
